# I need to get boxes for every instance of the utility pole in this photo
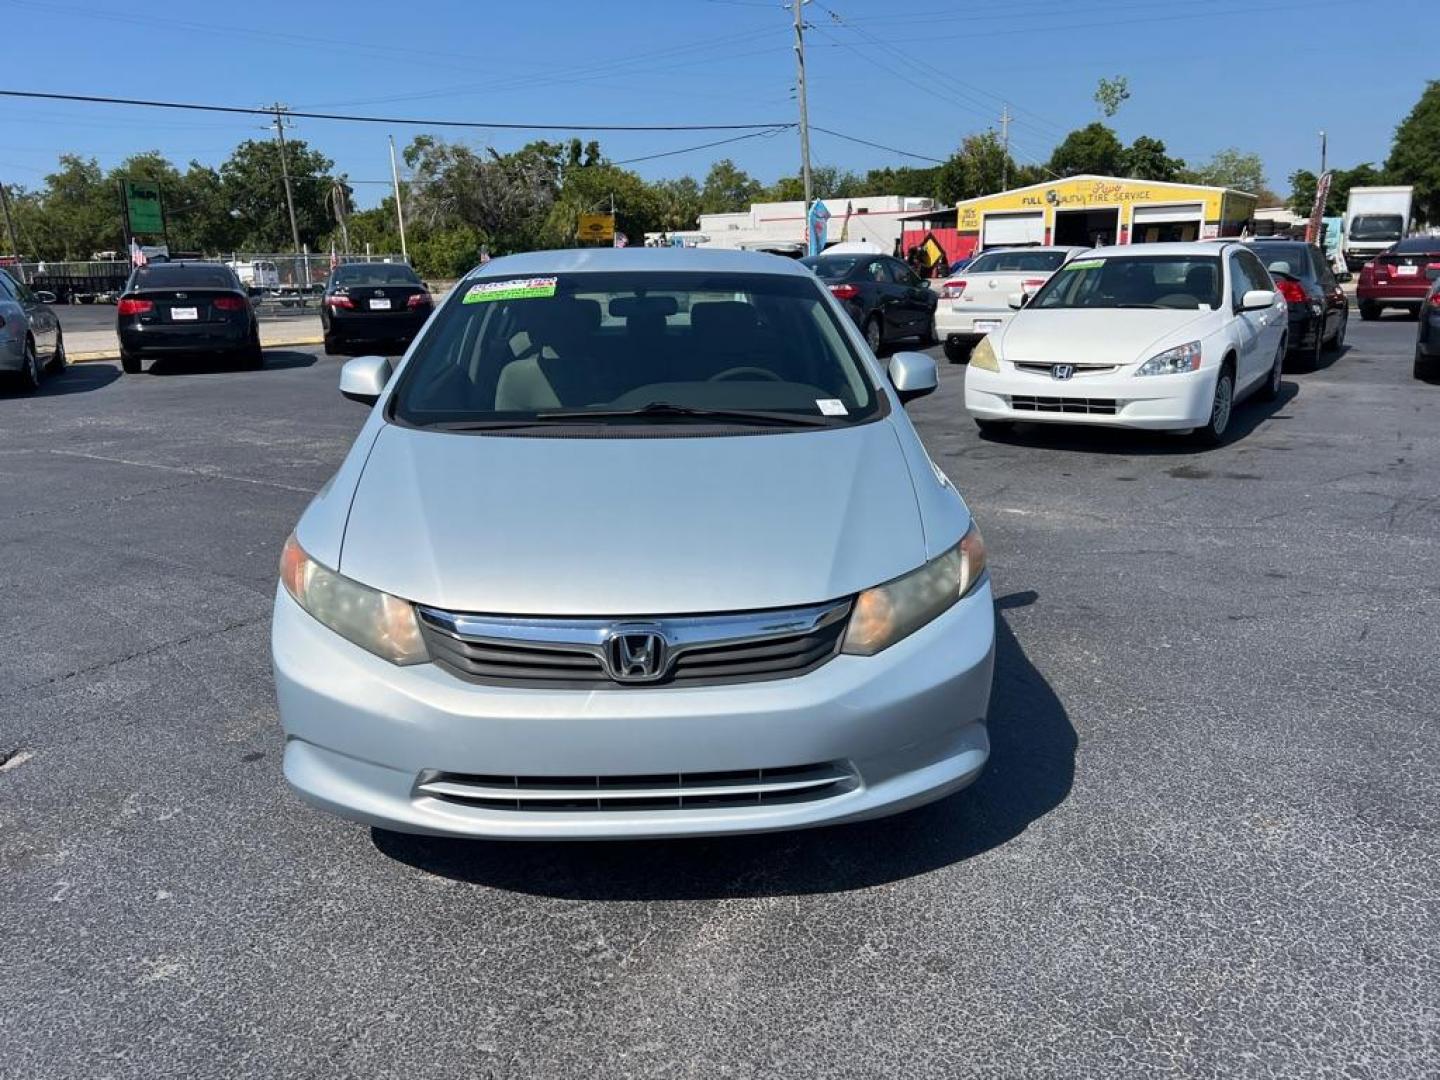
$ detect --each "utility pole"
[1000,104,1012,190]
[792,0,813,215]
[269,104,303,260]
[1319,130,1327,176]
[388,135,409,263]
[0,180,25,282]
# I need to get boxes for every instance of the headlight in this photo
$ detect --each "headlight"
[1136,340,1202,376]
[842,523,987,656]
[969,335,1000,371]
[279,533,427,665]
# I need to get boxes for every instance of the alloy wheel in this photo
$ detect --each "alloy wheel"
[865,319,882,353]
[1210,372,1233,437]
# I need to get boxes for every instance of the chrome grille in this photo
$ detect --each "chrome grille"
[1012,361,1119,377]
[416,761,857,811]
[416,599,851,688]
[1010,395,1119,415]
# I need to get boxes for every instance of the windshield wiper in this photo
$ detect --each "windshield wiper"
[535,401,834,427]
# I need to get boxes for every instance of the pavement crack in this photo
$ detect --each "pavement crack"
[43,448,318,494]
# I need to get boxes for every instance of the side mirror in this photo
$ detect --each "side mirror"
[34,290,57,304]
[887,351,938,404]
[1241,289,1276,311]
[1007,292,1027,310]
[339,355,393,405]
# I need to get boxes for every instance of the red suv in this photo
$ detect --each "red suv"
[1358,237,1440,320]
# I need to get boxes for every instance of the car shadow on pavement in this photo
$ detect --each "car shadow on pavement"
[979,382,1299,456]
[371,603,1076,899]
[0,363,120,398]
[145,350,317,376]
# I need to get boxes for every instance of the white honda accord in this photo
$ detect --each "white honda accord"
[963,242,1290,445]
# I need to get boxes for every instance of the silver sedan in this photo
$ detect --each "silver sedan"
[272,247,995,839]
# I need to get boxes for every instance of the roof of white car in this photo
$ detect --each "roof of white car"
[1082,241,1235,258]
[470,246,812,279]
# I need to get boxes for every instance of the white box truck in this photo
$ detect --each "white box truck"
[1342,187,1414,270]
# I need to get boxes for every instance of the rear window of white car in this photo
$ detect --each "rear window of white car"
[390,270,883,431]
[1029,255,1222,311]
[966,250,1068,273]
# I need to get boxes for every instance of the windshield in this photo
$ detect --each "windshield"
[1029,255,1222,310]
[131,264,235,289]
[799,255,864,281]
[966,250,1068,274]
[1251,245,1314,281]
[389,270,881,430]
[333,264,421,286]
[1349,214,1403,242]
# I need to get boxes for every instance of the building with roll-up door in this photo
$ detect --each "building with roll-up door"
[946,175,1257,257]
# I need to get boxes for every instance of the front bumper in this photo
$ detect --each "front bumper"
[965,363,1217,430]
[272,582,996,839]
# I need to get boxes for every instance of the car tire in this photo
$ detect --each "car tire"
[863,316,883,355]
[924,313,938,346]
[1298,324,1323,372]
[16,337,41,392]
[323,331,342,357]
[241,330,264,370]
[943,338,970,364]
[120,350,142,375]
[1416,346,1438,382]
[1193,367,1234,447]
[1359,301,1380,321]
[1325,310,1347,353]
[1260,338,1286,401]
[974,418,1014,437]
[46,328,66,373]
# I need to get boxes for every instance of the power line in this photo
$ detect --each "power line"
[809,126,945,164]
[612,127,792,166]
[0,90,790,133]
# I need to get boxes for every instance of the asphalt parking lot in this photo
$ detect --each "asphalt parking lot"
[2,313,1436,1078]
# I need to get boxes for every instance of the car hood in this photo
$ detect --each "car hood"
[337,420,929,616]
[999,307,1214,364]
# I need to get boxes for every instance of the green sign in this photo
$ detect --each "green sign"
[125,181,164,234]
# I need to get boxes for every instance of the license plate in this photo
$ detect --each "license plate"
[973,319,1001,332]
[1397,265,1419,276]
[171,307,198,321]
[369,297,393,310]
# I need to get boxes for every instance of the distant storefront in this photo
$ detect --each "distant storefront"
[941,175,1258,257]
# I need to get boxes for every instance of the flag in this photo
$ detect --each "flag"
[1306,171,1333,245]
[806,200,831,257]
[840,201,853,242]
[330,244,339,271]
[613,232,629,249]
[129,238,147,267]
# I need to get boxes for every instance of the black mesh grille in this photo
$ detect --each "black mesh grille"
[1010,395,1119,415]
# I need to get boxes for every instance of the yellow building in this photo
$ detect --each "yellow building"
[955,175,1258,253]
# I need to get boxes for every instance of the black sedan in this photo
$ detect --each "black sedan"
[117,262,261,374]
[321,262,432,355]
[1415,270,1440,382]
[799,252,937,354]
[1245,238,1350,370]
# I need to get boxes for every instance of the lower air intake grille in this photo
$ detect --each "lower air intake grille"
[1010,394,1119,415]
[416,762,858,812]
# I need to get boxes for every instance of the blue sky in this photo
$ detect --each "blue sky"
[0,0,1428,208]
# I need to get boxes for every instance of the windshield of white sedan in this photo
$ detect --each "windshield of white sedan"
[966,250,1068,273]
[1029,255,1222,310]
[391,271,880,428]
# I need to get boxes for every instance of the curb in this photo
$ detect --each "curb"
[69,336,327,364]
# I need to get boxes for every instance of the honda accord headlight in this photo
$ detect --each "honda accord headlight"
[969,335,1000,371]
[279,533,427,665]
[1136,340,1202,376]
[842,523,987,656]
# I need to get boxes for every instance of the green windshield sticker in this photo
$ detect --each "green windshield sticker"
[463,277,558,304]
[1066,259,1104,270]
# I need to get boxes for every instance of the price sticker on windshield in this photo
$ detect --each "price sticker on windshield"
[463,277,558,304]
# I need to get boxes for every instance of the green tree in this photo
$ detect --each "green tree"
[861,164,942,201]
[31,155,118,259]
[1386,80,1440,224]
[1094,76,1130,118]
[699,158,763,213]
[1288,163,1384,218]
[220,138,337,250]
[934,131,1016,202]
[1182,148,1275,201]
[651,176,702,232]
[1122,136,1185,182]
[1048,123,1125,177]
[404,136,564,255]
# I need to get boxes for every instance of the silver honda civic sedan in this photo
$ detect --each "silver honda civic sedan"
[272,247,995,839]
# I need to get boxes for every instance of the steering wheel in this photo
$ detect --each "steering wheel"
[709,366,782,382]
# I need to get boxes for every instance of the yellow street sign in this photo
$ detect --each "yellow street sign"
[577,213,615,243]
